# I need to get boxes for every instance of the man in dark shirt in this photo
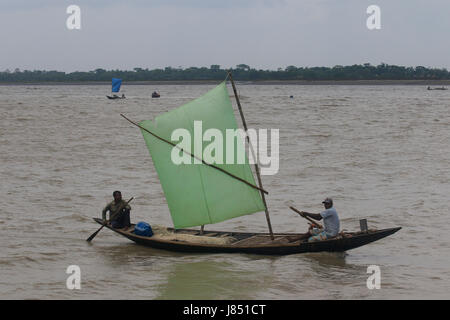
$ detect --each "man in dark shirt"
[102,191,131,229]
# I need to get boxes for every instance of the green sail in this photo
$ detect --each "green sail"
[139,81,266,229]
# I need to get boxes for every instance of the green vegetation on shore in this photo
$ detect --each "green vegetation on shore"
[1,63,449,82]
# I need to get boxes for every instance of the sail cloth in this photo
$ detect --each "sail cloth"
[111,78,122,92]
[139,81,266,229]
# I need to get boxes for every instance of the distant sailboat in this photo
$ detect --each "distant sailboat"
[107,78,126,99]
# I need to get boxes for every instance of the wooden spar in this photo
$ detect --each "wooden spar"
[120,113,268,195]
[227,71,275,240]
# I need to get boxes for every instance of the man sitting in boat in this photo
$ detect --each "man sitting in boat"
[290,197,340,242]
[101,191,131,229]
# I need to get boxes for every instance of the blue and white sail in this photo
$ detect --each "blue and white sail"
[111,78,122,93]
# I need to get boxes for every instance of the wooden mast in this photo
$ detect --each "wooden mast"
[227,71,275,240]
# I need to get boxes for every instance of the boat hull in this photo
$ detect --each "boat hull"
[93,218,401,255]
[106,95,125,99]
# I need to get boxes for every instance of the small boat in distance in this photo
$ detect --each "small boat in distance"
[106,78,126,99]
[152,91,161,98]
[427,86,448,91]
[107,94,126,100]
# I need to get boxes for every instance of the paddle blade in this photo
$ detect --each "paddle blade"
[86,225,104,242]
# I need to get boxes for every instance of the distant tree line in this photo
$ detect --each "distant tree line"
[1,63,449,82]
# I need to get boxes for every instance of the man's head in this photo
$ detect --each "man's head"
[322,197,333,209]
[113,190,122,202]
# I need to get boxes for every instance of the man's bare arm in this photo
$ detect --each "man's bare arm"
[301,211,323,221]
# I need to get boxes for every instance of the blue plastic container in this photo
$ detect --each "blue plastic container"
[134,222,153,237]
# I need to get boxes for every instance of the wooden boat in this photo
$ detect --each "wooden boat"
[107,78,125,99]
[106,95,125,100]
[92,72,401,255]
[93,218,400,255]
[427,86,448,90]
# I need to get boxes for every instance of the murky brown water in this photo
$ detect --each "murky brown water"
[0,84,449,299]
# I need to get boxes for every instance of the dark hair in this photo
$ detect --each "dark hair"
[113,190,121,196]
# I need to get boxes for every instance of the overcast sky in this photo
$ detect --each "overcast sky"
[1,0,449,72]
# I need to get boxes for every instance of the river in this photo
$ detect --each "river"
[0,83,449,299]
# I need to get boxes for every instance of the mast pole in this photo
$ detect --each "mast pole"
[227,71,275,240]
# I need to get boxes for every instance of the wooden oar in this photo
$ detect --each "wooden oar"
[86,197,134,242]
[288,206,323,229]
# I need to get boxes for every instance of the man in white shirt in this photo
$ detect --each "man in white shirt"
[289,197,340,242]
